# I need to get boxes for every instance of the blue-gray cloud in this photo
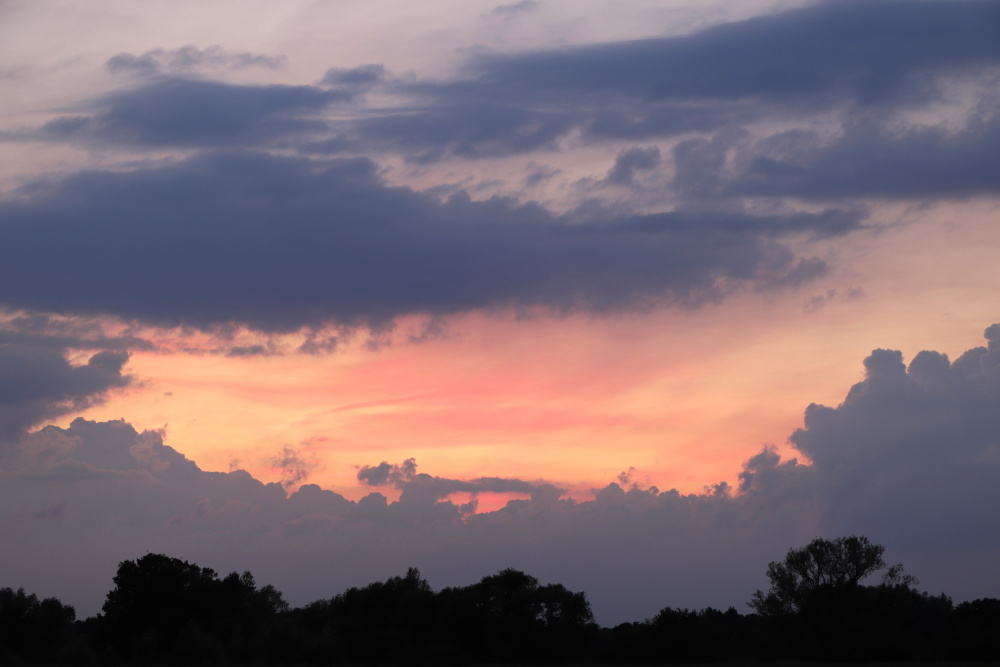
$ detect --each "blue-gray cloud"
[106,46,287,77]
[355,0,1000,159]
[604,146,661,186]
[9,0,997,201]
[459,0,999,106]
[35,78,347,148]
[727,113,1000,200]
[358,457,560,509]
[0,344,130,442]
[0,150,855,331]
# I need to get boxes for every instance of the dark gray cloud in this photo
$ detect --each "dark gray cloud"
[604,146,662,186]
[339,104,576,163]
[728,113,1000,199]
[35,78,347,148]
[0,415,796,624]
[106,46,287,77]
[358,458,560,510]
[320,64,387,88]
[9,0,997,198]
[0,313,155,352]
[780,329,1000,549]
[357,458,418,486]
[361,0,1000,157]
[0,150,856,332]
[459,0,1000,107]
[0,344,130,442]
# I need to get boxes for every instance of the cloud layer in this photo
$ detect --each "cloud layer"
[2,0,997,335]
[3,327,999,624]
[0,151,849,331]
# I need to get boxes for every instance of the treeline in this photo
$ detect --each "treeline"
[2,540,1000,665]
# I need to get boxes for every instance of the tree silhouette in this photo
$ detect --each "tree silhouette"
[297,567,436,663]
[750,535,902,615]
[748,535,937,660]
[436,568,595,662]
[5,545,993,664]
[0,586,76,658]
[99,553,287,662]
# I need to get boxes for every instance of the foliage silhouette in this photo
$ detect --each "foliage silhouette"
[0,586,76,662]
[749,534,912,615]
[1,540,998,664]
[98,553,288,663]
[748,535,954,660]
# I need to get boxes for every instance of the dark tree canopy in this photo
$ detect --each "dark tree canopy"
[99,553,288,662]
[749,535,913,616]
[4,543,997,664]
[0,586,75,653]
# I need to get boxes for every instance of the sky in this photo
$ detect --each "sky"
[1,0,1000,626]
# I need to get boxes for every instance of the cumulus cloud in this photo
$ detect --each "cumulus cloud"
[358,458,560,511]
[3,327,1000,624]
[0,151,854,332]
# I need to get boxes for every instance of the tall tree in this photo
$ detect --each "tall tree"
[750,535,904,616]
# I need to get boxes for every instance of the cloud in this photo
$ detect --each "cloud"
[488,1,540,20]
[3,326,999,624]
[778,332,1000,548]
[320,64,387,89]
[0,343,130,442]
[357,458,418,487]
[355,0,1000,158]
[604,146,662,186]
[0,312,155,352]
[358,458,560,510]
[34,78,348,148]
[0,325,1000,624]
[802,287,864,314]
[726,112,1000,199]
[106,46,287,77]
[0,150,856,332]
[339,103,576,162]
[459,0,1000,107]
[269,446,317,493]
[7,0,997,205]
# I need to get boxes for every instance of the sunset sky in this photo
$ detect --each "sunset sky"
[2,0,999,625]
